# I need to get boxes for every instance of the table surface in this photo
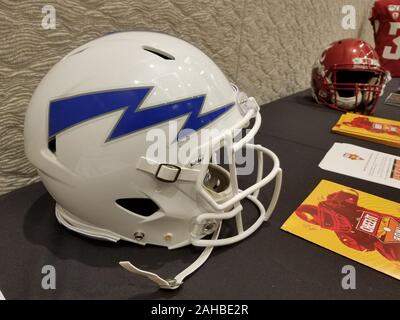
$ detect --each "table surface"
[1,80,399,300]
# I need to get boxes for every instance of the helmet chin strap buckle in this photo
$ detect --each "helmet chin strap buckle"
[119,225,221,290]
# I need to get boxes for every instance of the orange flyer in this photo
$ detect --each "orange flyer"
[282,180,400,280]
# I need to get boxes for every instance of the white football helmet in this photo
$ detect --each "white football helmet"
[24,31,282,289]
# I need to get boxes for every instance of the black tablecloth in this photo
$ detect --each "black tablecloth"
[1,81,399,300]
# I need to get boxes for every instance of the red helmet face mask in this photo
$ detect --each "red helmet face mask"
[311,38,391,114]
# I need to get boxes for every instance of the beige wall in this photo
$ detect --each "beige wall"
[0,0,375,195]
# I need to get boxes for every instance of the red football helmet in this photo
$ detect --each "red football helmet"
[311,38,390,114]
[295,190,359,233]
[295,189,400,260]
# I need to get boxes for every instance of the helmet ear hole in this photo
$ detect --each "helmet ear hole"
[203,164,230,193]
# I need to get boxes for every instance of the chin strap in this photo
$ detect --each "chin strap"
[119,224,221,290]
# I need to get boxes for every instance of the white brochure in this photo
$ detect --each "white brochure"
[319,143,400,189]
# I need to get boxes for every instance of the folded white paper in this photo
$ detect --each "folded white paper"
[319,143,400,189]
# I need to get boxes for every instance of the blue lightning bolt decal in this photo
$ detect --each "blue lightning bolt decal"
[49,87,234,142]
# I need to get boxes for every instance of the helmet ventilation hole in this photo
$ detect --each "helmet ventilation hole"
[143,46,175,60]
[48,137,56,153]
[116,198,159,217]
